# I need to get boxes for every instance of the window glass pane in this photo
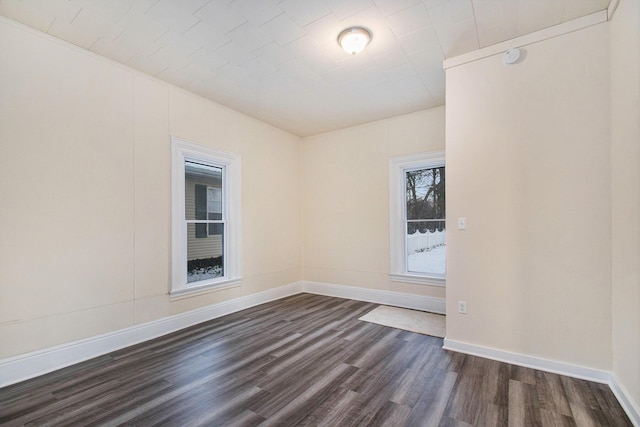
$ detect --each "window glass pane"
[406,220,445,275]
[185,161,223,221]
[406,167,445,220]
[187,223,224,283]
[208,223,223,237]
[207,187,222,220]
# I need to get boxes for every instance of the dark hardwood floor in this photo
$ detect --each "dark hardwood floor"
[0,293,632,426]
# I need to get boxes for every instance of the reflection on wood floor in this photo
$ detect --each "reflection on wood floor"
[0,293,632,426]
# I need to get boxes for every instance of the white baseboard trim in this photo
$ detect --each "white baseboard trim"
[443,338,610,383]
[302,281,446,314]
[0,281,303,388]
[444,338,640,426]
[610,374,640,427]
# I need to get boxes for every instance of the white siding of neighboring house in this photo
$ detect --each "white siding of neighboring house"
[185,178,223,261]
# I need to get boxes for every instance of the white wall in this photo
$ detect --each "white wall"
[301,108,446,300]
[611,0,640,412]
[0,19,302,358]
[445,24,612,370]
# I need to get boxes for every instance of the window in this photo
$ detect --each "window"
[171,137,242,295]
[389,151,445,286]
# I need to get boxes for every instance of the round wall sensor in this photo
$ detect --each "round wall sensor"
[503,48,521,65]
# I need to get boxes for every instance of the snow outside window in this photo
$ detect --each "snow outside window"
[171,137,242,295]
[389,152,445,286]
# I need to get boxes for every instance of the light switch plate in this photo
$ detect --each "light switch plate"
[458,218,467,230]
[458,301,467,314]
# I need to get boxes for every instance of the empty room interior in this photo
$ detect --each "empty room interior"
[0,0,639,425]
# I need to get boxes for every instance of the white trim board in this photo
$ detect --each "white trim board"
[607,0,621,18]
[303,281,446,314]
[443,338,610,383]
[443,10,607,69]
[444,339,640,426]
[0,282,303,388]
[610,374,640,427]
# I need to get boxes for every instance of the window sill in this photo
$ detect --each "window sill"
[390,273,446,287]
[170,278,243,300]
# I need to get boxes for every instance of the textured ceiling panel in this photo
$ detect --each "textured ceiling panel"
[0,0,611,136]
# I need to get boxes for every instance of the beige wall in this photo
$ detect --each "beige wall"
[301,108,446,300]
[445,24,612,369]
[611,0,640,411]
[0,20,302,358]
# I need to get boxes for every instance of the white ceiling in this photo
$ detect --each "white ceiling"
[0,0,611,136]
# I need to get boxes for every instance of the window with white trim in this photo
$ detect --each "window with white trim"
[171,137,242,295]
[389,152,445,286]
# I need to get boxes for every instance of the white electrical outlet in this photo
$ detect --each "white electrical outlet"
[458,301,467,314]
[458,218,467,230]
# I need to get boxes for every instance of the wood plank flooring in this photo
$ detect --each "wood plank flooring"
[0,294,632,426]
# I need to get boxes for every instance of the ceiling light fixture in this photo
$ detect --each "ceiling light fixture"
[338,27,372,55]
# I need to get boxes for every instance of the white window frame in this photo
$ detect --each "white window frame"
[389,151,445,287]
[171,136,242,295]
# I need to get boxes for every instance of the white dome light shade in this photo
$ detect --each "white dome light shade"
[338,27,372,55]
